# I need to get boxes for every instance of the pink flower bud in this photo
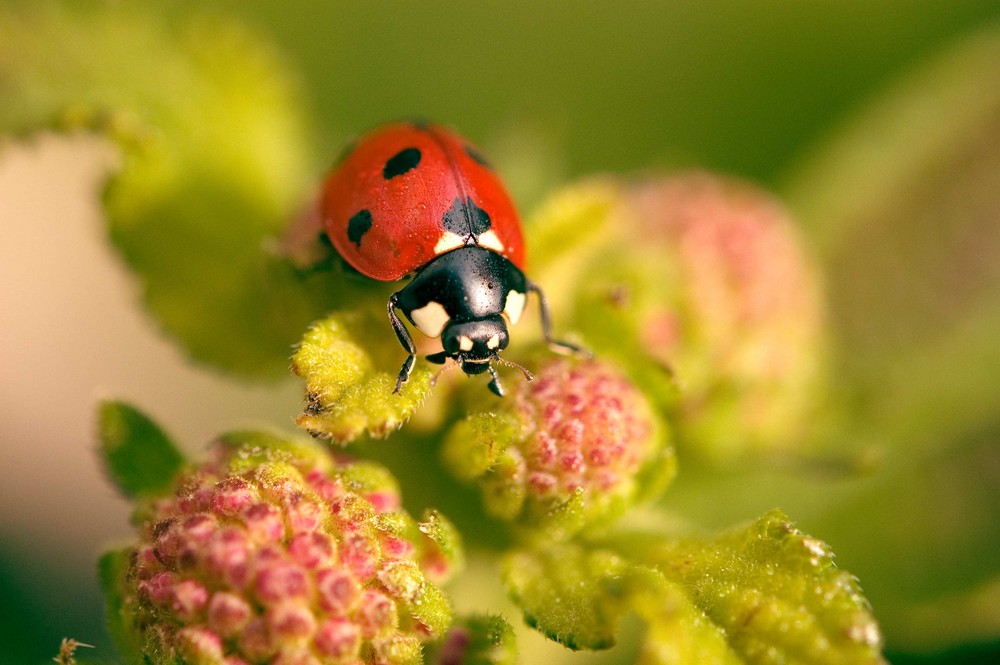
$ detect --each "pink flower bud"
[253,560,310,605]
[316,568,361,615]
[176,626,224,665]
[314,617,361,659]
[118,437,455,664]
[211,477,257,516]
[207,591,252,637]
[169,578,209,621]
[267,601,317,642]
[287,532,336,569]
[241,502,285,543]
[339,533,380,581]
[356,589,398,638]
[510,359,658,525]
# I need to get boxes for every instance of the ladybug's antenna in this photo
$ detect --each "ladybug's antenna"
[495,355,534,383]
[430,358,461,387]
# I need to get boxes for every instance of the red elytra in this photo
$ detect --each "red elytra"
[321,121,526,281]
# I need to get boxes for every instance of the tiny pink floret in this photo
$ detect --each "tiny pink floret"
[254,561,310,605]
[356,589,397,638]
[242,502,285,542]
[316,567,361,615]
[207,591,252,636]
[170,578,209,621]
[267,601,317,641]
[314,617,361,659]
[211,477,257,516]
[288,531,336,569]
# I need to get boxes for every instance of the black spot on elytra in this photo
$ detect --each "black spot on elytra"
[383,147,422,179]
[441,197,492,238]
[464,145,492,169]
[347,209,373,246]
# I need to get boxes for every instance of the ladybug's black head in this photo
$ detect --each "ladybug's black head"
[425,315,527,396]
[440,315,509,374]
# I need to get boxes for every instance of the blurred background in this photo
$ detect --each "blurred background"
[2,1,999,663]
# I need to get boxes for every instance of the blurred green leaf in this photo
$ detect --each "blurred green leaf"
[806,425,1000,651]
[784,24,1000,458]
[772,25,1000,652]
[97,548,140,665]
[0,4,337,378]
[98,400,184,498]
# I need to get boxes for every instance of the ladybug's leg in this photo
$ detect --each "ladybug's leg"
[388,293,417,393]
[526,281,589,357]
[486,365,505,397]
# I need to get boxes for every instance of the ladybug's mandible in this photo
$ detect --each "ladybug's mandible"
[321,121,583,396]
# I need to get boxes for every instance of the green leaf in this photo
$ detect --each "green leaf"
[97,400,184,498]
[805,426,1000,651]
[0,5,335,379]
[98,548,141,665]
[503,544,632,650]
[626,510,886,665]
[291,313,433,443]
[503,543,737,661]
[506,511,885,663]
[431,614,518,665]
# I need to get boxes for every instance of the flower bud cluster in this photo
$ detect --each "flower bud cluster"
[513,359,657,501]
[617,174,825,460]
[121,436,456,665]
[451,358,668,535]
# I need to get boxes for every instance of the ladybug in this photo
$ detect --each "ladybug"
[321,121,583,396]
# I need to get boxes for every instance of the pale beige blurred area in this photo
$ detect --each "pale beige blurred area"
[0,134,300,565]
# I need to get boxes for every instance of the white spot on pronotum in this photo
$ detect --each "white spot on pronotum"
[504,290,526,325]
[476,229,505,253]
[487,334,500,349]
[459,335,474,351]
[434,232,466,255]
[410,301,450,338]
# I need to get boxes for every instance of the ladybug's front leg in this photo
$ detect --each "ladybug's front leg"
[526,281,590,357]
[486,365,506,397]
[387,293,417,393]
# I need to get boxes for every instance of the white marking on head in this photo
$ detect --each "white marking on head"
[504,290,527,325]
[487,334,500,350]
[459,335,474,352]
[476,229,505,253]
[434,232,466,255]
[410,301,450,338]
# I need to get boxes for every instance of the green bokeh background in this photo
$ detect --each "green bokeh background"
[3,1,1000,663]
